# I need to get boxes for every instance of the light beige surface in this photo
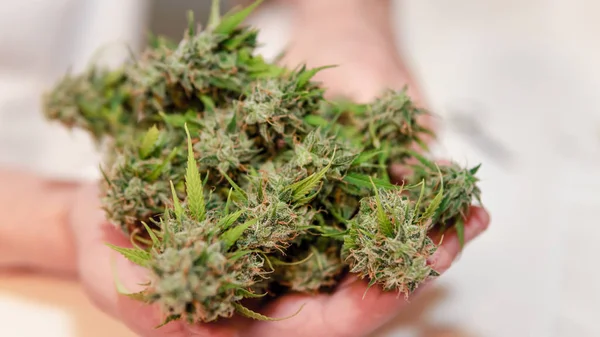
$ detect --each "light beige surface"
[1,1,599,337]
[0,273,136,337]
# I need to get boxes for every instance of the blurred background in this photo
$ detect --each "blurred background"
[0,0,598,336]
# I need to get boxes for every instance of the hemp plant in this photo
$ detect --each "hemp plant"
[43,0,484,326]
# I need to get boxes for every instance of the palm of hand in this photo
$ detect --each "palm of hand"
[70,184,487,337]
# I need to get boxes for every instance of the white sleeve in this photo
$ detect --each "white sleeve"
[0,0,149,182]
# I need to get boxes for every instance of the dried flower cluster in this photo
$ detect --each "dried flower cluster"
[43,0,482,325]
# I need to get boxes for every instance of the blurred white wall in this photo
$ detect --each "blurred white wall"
[0,1,598,336]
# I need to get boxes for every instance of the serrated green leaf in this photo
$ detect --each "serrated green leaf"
[221,218,257,250]
[214,0,263,35]
[139,125,160,159]
[106,244,151,268]
[234,302,305,321]
[297,65,337,88]
[184,124,206,221]
[371,178,393,237]
[169,181,183,222]
[288,151,334,202]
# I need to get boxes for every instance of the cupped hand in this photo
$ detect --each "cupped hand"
[70,183,488,337]
[69,5,487,337]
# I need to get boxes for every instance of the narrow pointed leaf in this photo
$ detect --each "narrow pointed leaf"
[208,0,221,29]
[224,187,233,214]
[343,173,396,189]
[184,124,206,221]
[228,251,261,264]
[303,114,329,127]
[155,315,181,329]
[226,111,237,133]
[297,65,337,88]
[199,95,216,113]
[148,147,178,181]
[170,181,183,222]
[469,163,482,175]
[352,149,384,166]
[236,288,268,298]
[110,253,151,303]
[456,217,465,248]
[220,170,248,201]
[268,252,314,266]
[414,179,426,212]
[371,178,393,237]
[422,167,444,221]
[234,302,305,321]
[221,218,258,250]
[99,165,113,187]
[106,244,151,268]
[214,0,263,35]
[218,209,244,230]
[187,11,195,36]
[289,151,334,202]
[141,221,161,247]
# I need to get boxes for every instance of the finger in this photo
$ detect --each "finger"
[245,207,490,337]
[242,293,330,337]
[71,184,237,337]
[331,206,490,337]
[388,159,453,185]
[70,184,122,315]
[428,206,490,274]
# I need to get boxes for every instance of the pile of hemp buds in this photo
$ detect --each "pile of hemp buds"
[43,0,482,326]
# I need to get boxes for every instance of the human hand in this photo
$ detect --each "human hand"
[69,181,488,337]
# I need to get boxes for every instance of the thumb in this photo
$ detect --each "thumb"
[72,184,237,337]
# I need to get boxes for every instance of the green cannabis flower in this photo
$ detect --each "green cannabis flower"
[272,237,344,293]
[43,0,484,325]
[406,153,482,245]
[342,188,439,295]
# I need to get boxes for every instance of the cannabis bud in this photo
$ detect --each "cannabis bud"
[43,0,484,325]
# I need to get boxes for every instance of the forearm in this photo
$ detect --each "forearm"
[0,168,78,275]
